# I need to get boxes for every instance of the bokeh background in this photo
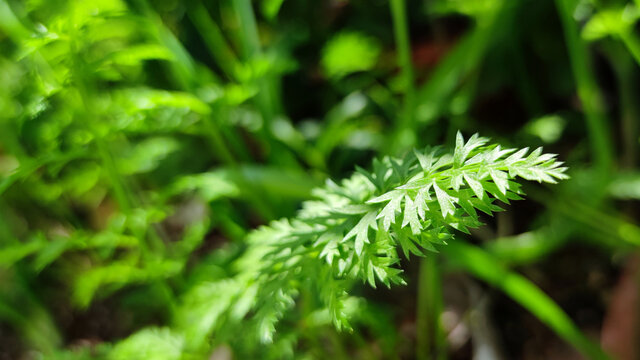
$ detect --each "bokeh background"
[0,0,639,359]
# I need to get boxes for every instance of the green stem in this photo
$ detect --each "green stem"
[186,2,253,162]
[230,0,302,170]
[555,0,614,176]
[620,31,640,67]
[231,0,261,58]
[94,137,133,213]
[413,2,506,126]
[132,0,198,88]
[203,108,276,221]
[231,0,275,121]
[187,0,238,79]
[134,0,243,164]
[443,242,610,360]
[610,37,639,168]
[203,109,238,167]
[417,256,446,360]
[389,0,417,153]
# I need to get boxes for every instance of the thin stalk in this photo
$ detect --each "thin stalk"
[132,0,198,89]
[231,0,275,122]
[620,31,640,67]
[389,0,417,153]
[203,110,238,166]
[532,187,640,248]
[299,288,325,359]
[186,1,252,162]
[413,2,506,128]
[93,137,133,213]
[230,0,302,169]
[202,108,276,221]
[91,119,166,254]
[134,0,238,157]
[607,41,639,168]
[442,242,611,360]
[187,0,238,79]
[417,255,446,360]
[231,0,261,58]
[77,90,176,316]
[134,1,245,163]
[555,0,614,175]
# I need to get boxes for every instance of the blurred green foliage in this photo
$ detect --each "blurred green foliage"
[322,31,382,79]
[0,0,639,359]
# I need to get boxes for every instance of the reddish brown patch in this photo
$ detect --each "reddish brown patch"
[601,254,639,360]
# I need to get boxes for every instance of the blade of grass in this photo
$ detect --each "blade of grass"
[231,0,276,121]
[442,241,610,360]
[187,1,238,79]
[131,0,200,89]
[530,188,640,249]
[555,0,614,175]
[230,0,303,169]
[605,46,638,168]
[415,2,508,125]
[130,0,278,220]
[559,199,640,248]
[417,256,447,360]
[131,0,247,164]
[484,228,570,266]
[389,0,417,153]
[619,31,640,68]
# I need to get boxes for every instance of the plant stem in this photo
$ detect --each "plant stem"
[93,138,132,213]
[203,108,239,167]
[620,31,640,67]
[187,1,239,79]
[231,0,261,58]
[133,0,241,165]
[412,1,506,127]
[555,0,614,176]
[389,0,417,153]
[609,40,639,169]
[442,242,610,360]
[417,255,446,360]
[132,0,198,89]
[231,0,304,169]
[232,0,275,121]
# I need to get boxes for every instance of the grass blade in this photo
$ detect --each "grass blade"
[442,241,610,360]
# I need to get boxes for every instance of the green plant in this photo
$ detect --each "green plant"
[98,133,595,360]
[227,132,570,333]
[2,0,639,358]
